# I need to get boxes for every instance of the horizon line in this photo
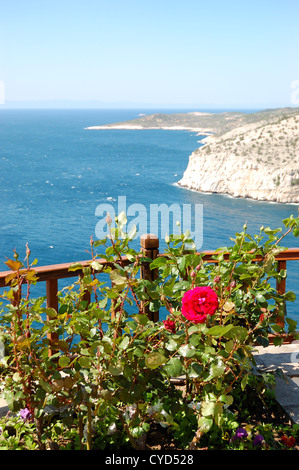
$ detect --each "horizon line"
[0,100,298,112]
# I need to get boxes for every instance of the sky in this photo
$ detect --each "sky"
[0,0,299,109]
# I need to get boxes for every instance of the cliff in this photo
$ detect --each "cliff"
[86,107,299,204]
[178,110,299,204]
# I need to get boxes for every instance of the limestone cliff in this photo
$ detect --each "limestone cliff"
[178,111,299,204]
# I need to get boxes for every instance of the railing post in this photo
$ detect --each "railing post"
[46,278,59,356]
[276,260,287,328]
[140,234,159,322]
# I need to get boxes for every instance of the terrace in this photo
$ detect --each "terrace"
[0,234,298,348]
[1,233,299,448]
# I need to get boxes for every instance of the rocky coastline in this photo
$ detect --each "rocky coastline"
[178,111,299,204]
[86,107,299,204]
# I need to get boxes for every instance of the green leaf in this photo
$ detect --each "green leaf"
[12,372,21,382]
[241,373,249,391]
[201,401,216,417]
[284,291,296,302]
[273,336,284,346]
[164,357,183,377]
[39,378,52,393]
[188,324,203,334]
[4,390,22,412]
[108,364,123,376]
[78,356,92,368]
[145,351,167,369]
[239,273,252,280]
[256,335,269,347]
[58,356,70,368]
[165,338,178,352]
[133,347,144,358]
[123,365,134,379]
[207,324,234,338]
[132,314,149,326]
[214,402,223,427]
[119,336,130,350]
[219,394,233,406]
[43,308,57,319]
[178,256,186,272]
[198,417,213,433]
[68,262,84,272]
[263,227,282,235]
[226,326,248,342]
[110,270,127,286]
[206,360,225,380]
[264,255,275,273]
[189,333,201,348]
[225,340,235,353]
[178,343,195,358]
[97,297,108,309]
[57,340,69,352]
[90,260,103,271]
[126,253,136,262]
[150,257,167,269]
[286,317,297,332]
[149,300,161,312]
[189,362,202,378]
[256,293,267,304]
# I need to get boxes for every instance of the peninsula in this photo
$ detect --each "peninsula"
[86,107,299,204]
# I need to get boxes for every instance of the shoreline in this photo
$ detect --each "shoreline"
[175,182,299,206]
[85,108,299,206]
[84,124,213,136]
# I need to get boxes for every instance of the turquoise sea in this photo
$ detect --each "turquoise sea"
[0,108,299,321]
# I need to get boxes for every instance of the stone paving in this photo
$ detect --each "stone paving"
[253,340,299,423]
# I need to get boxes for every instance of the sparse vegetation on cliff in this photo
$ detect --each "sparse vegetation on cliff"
[86,107,299,203]
[178,109,299,204]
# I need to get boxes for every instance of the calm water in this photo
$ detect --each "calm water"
[1,108,299,321]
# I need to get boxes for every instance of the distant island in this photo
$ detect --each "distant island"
[86,107,299,204]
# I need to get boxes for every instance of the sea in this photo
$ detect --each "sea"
[1,108,299,322]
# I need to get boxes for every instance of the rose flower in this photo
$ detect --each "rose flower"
[182,286,219,323]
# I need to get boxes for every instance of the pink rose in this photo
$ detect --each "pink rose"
[163,319,176,333]
[182,286,219,323]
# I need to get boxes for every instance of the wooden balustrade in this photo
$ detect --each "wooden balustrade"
[0,237,299,352]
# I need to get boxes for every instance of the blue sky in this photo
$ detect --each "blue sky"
[0,0,298,109]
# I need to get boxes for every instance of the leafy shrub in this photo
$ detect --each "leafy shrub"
[0,213,299,450]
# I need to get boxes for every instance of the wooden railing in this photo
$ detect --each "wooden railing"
[0,235,299,350]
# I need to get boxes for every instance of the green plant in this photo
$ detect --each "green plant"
[0,213,299,450]
[0,412,38,450]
